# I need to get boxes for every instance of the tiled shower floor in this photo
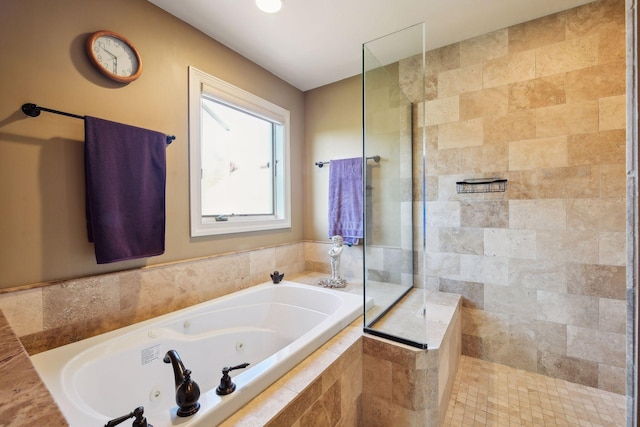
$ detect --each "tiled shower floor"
[443,356,626,427]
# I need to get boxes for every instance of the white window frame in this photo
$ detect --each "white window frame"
[188,66,291,237]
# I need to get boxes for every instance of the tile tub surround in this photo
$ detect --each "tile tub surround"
[0,271,463,427]
[0,242,306,355]
[401,0,627,394]
[220,322,364,427]
[0,310,66,426]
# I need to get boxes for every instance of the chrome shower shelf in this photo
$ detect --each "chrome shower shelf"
[456,178,507,194]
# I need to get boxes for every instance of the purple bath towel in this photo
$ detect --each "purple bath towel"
[84,116,166,264]
[328,157,364,245]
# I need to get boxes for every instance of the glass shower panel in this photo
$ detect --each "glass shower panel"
[363,23,427,348]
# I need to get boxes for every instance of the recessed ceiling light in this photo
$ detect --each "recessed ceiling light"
[256,0,282,13]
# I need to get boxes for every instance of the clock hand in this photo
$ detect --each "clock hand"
[103,48,118,73]
[103,48,116,60]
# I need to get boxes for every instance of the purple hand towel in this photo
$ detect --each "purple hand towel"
[84,116,166,264]
[328,157,363,245]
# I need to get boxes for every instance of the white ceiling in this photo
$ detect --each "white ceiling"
[148,0,596,92]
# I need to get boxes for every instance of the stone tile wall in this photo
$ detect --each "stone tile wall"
[221,324,364,427]
[401,0,627,394]
[0,243,306,354]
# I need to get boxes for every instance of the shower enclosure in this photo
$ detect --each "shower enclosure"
[362,23,427,348]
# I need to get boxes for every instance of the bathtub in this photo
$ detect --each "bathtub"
[30,280,365,427]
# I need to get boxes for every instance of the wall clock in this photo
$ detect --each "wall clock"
[86,30,142,83]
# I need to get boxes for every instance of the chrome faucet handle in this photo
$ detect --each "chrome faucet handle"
[104,406,153,427]
[216,362,250,395]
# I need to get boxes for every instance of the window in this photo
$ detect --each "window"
[188,67,291,236]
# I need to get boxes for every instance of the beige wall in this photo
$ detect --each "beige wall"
[303,76,362,242]
[0,0,304,289]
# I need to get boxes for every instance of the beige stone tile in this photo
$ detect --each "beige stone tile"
[362,353,392,403]
[426,43,460,76]
[484,284,537,319]
[566,198,625,232]
[484,228,536,259]
[461,306,509,339]
[567,129,625,166]
[535,34,598,77]
[299,380,342,426]
[43,275,120,329]
[249,247,276,276]
[424,96,459,125]
[460,29,508,67]
[600,163,626,197]
[508,258,567,293]
[399,53,426,103]
[427,145,462,177]
[598,363,626,395]
[599,95,626,131]
[438,227,484,255]
[599,298,626,334]
[509,136,568,171]
[425,74,438,101]
[482,50,535,88]
[507,166,600,200]
[304,241,330,263]
[566,62,626,102]
[435,173,466,201]
[426,252,461,278]
[566,263,626,300]
[537,290,599,328]
[536,230,598,264]
[508,11,567,53]
[567,325,625,367]
[362,394,418,427]
[438,278,484,309]
[446,355,626,424]
[537,351,598,388]
[534,320,568,354]
[484,109,536,143]
[438,63,483,98]
[278,349,337,394]
[598,22,626,65]
[275,243,304,269]
[363,335,418,367]
[426,201,461,227]
[266,379,323,427]
[391,364,419,410]
[536,100,598,138]
[0,288,43,336]
[220,384,298,427]
[508,74,566,111]
[460,200,508,228]
[459,86,508,120]
[484,335,537,372]
[565,0,625,40]
[599,231,626,266]
[509,199,567,230]
[459,254,508,286]
[459,142,509,173]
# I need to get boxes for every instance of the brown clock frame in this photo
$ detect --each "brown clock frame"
[86,30,142,83]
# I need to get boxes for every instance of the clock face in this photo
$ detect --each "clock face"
[86,31,142,82]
